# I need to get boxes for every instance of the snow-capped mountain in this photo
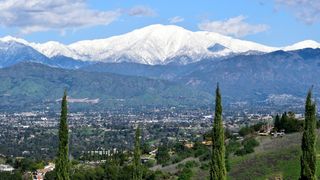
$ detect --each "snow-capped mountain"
[63,24,277,64]
[0,39,50,67]
[283,40,320,51]
[0,24,319,65]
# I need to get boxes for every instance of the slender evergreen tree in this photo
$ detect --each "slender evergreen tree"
[56,90,70,180]
[210,84,226,180]
[280,112,288,131]
[274,114,280,130]
[133,126,142,180]
[300,89,317,180]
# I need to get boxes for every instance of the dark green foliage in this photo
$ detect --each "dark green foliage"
[170,142,193,164]
[13,158,44,172]
[0,171,22,180]
[226,140,241,155]
[238,126,255,137]
[193,142,208,158]
[121,165,143,180]
[156,145,170,165]
[178,167,193,180]
[252,122,267,132]
[45,170,56,180]
[274,114,281,131]
[280,112,289,131]
[300,90,317,180]
[70,166,105,180]
[225,139,241,169]
[55,90,70,180]
[235,137,259,156]
[200,162,210,170]
[238,122,266,137]
[133,126,142,180]
[142,142,152,154]
[177,162,198,180]
[275,112,304,133]
[210,85,226,180]
[105,161,165,180]
[104,156,120,180]
[184,160,199,169]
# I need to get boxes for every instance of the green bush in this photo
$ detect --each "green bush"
[235,137,259,156]
[239,126,255,137]
[178,167,193,180]
[200,162,210,170]
[184,160,199,168]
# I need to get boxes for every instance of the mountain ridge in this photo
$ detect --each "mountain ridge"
[0,61,212,111]
[1,24,319,65]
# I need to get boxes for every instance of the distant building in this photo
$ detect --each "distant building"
[202,140,212,146]
[0,164,14,172]
[184,142,194,149]
[258,124,273,136]
[33,163,55,180]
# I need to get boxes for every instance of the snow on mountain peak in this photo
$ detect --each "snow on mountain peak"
[66,24,277,64]
[0,36,29,45]
[0,24,319,65]
[283,40,320,51]
[30,41,77,59]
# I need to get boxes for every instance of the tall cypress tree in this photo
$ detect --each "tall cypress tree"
[280,112,288,131]
[133,126,142,180]
[210,84,226,180]
[300,89,317,180]
[56,90,70,180]
[274,114,280,130]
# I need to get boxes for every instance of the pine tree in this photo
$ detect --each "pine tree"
[280,112,288,131]
[274,114,280,130]
[300,89,317,180]
[105,155,119,180]
[133,126,142,180]
[56,90,70,180]
[210,84,226,180]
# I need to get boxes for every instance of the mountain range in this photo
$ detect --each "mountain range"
[1,24,320,67]
[0,62,212,111]
[0,24,320,111]
[81,48,320,104]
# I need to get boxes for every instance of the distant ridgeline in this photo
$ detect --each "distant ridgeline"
[0,37,320,111]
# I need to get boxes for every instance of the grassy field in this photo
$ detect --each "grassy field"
[228,131,320,180]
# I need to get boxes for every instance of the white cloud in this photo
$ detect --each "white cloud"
[275,0,320,24]
[168,16,184,24]
[0,0,156,34]
[198,15,269,37]
[126,6,156,17]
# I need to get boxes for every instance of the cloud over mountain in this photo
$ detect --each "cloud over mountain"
[0,0,120,34]
[198,15,269,37]
[168,16,184,24]
[275,0,320,24]
[125,6,156,17]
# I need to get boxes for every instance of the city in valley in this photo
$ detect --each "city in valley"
[0,0,319,179]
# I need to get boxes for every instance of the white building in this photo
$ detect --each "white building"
[0,164,14,172]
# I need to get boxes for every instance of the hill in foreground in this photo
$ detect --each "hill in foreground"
[228,130,320,179]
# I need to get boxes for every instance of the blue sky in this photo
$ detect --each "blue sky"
[0,0,319,46]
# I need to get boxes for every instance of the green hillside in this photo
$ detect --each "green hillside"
[0,62,212,111]
[155,131,320,179]
[228,131,320,180]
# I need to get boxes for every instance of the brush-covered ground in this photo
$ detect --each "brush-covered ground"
[228,130,320,180]
[154,131,320,180]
